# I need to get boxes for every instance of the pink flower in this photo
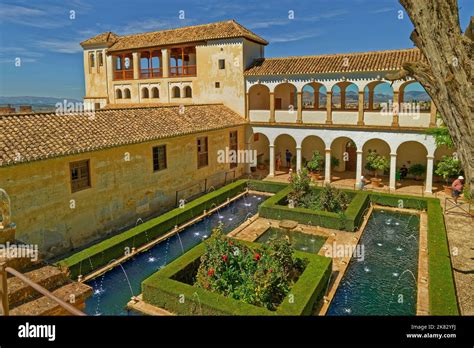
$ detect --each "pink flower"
[222,255,228,262]
[254,253,261,261]
[208,268,215,277]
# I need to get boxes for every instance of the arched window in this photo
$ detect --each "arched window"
[184,86,192,98]
[142,87,149,99]
[151,87,159,98]
[89,53,95,68]
[172,86,181,98]
[115,89,123,99]
[124,88,131,99]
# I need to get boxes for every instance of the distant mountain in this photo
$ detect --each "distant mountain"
[0,96,82,112]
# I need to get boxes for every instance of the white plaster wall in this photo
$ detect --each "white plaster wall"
[275,110,297,123]
[302,110,326,124]
[364,111,393,126]
[399,113,431,127]
[250,110,270,122]
[332,111,358,125]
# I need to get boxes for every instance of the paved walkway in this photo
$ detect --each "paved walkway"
[443,201,474,315]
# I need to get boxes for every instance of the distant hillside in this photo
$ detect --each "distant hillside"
[303,90,429,104]
[0,96,82,112]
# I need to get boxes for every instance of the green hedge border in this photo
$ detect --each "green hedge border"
[56,180,248,279]
[259,186,370,231]
[142,240,332,315]
[368,192,458,315]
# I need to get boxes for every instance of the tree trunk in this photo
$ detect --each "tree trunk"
[387,1,473,195]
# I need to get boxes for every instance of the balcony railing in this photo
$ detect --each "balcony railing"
[113,69,134,80]
[169,65,197,77]
[140,68,163,79]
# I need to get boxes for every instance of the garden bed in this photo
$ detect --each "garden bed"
[259,186,370,231]
[142,240,332,315]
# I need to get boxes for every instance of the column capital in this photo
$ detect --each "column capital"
[296,146,302,150]
[269,144,275,148]
[390,153,397,157]
[356,150,363,154]
[325,148,331,153]
[426,155,434,160]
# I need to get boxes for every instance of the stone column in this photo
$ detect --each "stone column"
[132,52,139,80]
[245,92,250,121]
[355,150,363,188]
[326,91,333,124]
[296,147,302,172]
[357,91,365,125]
[269,92,275,123]
[391,91,400,127]
[368,88,374,110]
[389,153,397,190]
[297,92,303,123]
[340,85,347,109]
[429,102,437,127]
[245,141,253,174]
[324,148,331,184]
[314,89,319,109]
[269,144,275,177]
[425,156,434,194]
[161,48,169,78]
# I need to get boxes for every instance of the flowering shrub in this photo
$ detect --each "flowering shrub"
[195,224,305,310]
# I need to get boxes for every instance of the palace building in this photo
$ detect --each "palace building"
[0,20,453,257]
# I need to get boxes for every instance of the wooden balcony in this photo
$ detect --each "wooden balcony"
[169,65,197,77]
[140,68,163,79]
[113,70,134,80]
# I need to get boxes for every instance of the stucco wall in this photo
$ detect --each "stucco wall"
[0,126,246,258]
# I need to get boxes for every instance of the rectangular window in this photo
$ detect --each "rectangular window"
[229,131,238,169]
[197,137,208,168]
[98,52,104,66]
[215,82,220,88]
[70,160,91,193]
[153,145,167,171]
[218,59,225,69]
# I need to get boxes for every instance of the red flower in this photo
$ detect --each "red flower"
[269,269,273,273]
[254,253,261,261]
[228,240,233,246]
[207,268,215,277]
[222,255,228,262]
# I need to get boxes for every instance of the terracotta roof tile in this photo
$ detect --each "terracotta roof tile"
[80,32,120,47]
[97,20,267,52]
[244,48,423,75]
[0,104,245,167]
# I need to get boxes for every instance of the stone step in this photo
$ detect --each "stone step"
[7,265,69,308]
[0,244,41,273]
[9,282,93,316]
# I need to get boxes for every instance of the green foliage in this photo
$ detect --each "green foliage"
[316,184,351,213]
[408,163,426,177]
[331,156,340,169]
[364,150,389,178]
[306,151,324,173]
[195,224,304,311]
[426,124,454,148]
[435,156,462,184]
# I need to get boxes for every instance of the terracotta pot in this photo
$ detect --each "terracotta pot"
[371,178,383,187]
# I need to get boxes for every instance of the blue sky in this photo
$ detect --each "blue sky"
[0,0,472,99]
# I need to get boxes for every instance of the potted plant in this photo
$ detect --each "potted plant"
[331,156,340,170]
[364,150,389,187]
[408,163,426,181]
[306,150,324,180]
[435,156,462,194]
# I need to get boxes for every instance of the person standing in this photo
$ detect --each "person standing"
[285,149,292,169]
[451,176,464,204]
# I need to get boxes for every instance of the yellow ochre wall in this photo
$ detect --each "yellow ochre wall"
[0,126,246,258]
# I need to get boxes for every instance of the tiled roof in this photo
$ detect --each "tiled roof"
[0,104,246,167]
[80,32,120,47]
[244,48,423,76]
[93,20,268,52]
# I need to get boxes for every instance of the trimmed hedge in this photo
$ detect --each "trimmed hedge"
[142,240,332,315]
[247,179,289,193]
[368,193,459,315]
[56,180,248,279]
[259,187,370,231]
